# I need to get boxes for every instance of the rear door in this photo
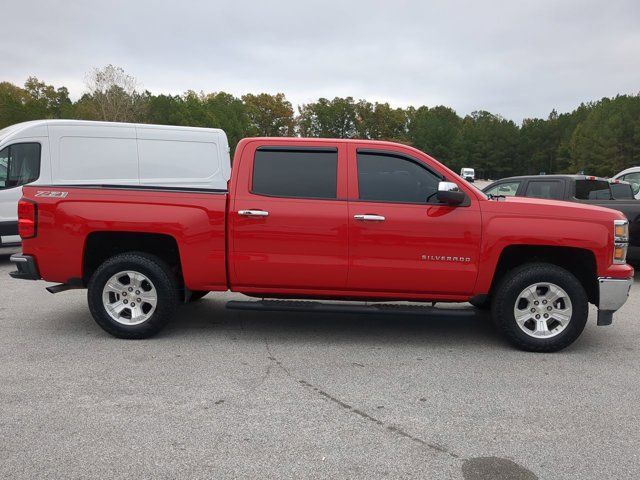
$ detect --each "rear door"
[346,145,481,296]
[229,142,349,290]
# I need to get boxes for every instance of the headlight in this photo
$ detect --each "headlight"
[613,219,629,264]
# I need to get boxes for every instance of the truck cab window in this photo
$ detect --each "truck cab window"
[485,181,520,197]
[252,148,337,199]
[524,180,563,200]
[574,180,612,200]
[357,152,441,203]
[610,183,634,200]
[0,143,41,190]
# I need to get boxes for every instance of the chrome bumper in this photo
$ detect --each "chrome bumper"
[0,243,21,255]
[597,277,633,325]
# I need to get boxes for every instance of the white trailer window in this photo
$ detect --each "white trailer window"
[137,139,221,187]
[58,136,138,183]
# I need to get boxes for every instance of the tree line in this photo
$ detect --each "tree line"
[1,65,638,178]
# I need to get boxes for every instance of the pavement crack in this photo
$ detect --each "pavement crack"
[264,346,459,459]
[296,380,458,459]
[264,338,293,377]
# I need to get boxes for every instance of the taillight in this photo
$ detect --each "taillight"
[17,199,37,239]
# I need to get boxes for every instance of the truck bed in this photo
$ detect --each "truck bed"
[20,185,229,291]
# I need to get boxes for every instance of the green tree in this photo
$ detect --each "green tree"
[355,101,408,141]
[454,111,520,179]
[297,97,357,138]
[407,105,461,165]
[204,92,250,149]
[242,93,294,136]
[0,82,29,128]
[569,95,640,176]
[24,77,73,119]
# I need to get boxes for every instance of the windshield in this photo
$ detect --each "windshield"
[0,148,7,188]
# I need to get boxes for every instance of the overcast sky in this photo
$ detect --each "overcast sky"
[2,0,639,123]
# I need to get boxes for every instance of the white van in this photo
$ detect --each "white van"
[460,167,475,182]
[0,120,231,252]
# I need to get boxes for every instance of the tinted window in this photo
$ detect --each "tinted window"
[610,183,634,200]
[0,143,41,190]
[485,181,520,197]
[252,148,337,199]
[357,152,442,203]
[524,180,563,200]
[574,180,612,200]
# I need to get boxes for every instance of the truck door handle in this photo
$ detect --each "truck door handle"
[354,214,385,222]
[238,209,269,217]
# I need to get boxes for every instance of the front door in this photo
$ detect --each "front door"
[347,146,482,296]
[230,143,349,291]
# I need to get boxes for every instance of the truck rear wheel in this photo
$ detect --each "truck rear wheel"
[492,263,588,352]
[87,252,179,339]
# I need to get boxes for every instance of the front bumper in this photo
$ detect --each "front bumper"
[597,276,634,325]
[9,254,41,280]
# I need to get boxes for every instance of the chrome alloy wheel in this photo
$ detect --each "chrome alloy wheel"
[102,270,158,326]
[513,282,572,338]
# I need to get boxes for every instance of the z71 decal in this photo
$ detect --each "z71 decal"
[35,190,68,198]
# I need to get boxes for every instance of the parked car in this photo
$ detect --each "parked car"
[10,136,633,352]
[0,120,231,253]
[612,167,640,199]
[460,167,475,182]
[483,175,640,263]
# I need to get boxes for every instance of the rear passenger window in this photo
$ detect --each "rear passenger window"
[357,152,442,203]
[610,183,634,199]
[252,148,337,199]
[524,181,563,200]
[574,180,611,200]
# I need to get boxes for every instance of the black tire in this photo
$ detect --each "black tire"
[87,252,179,339]
[492,262,589,352]
[188,291,209,302]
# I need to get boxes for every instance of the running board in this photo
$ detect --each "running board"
[46,282,83,294]
[226,300,463,317]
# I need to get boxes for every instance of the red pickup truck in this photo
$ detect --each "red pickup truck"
[9,137,634,351]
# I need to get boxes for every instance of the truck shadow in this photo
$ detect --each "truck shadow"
[161,297,507,349]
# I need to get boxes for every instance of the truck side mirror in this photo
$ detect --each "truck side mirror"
[436,181,466,205]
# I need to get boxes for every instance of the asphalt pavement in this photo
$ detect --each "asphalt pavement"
[1,254,638,479]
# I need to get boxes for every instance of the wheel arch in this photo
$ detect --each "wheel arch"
[83,231,182,285]
[489,245,598,305]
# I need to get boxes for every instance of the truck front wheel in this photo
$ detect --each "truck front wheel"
[87,252,179,339]
[492,263,589,352]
